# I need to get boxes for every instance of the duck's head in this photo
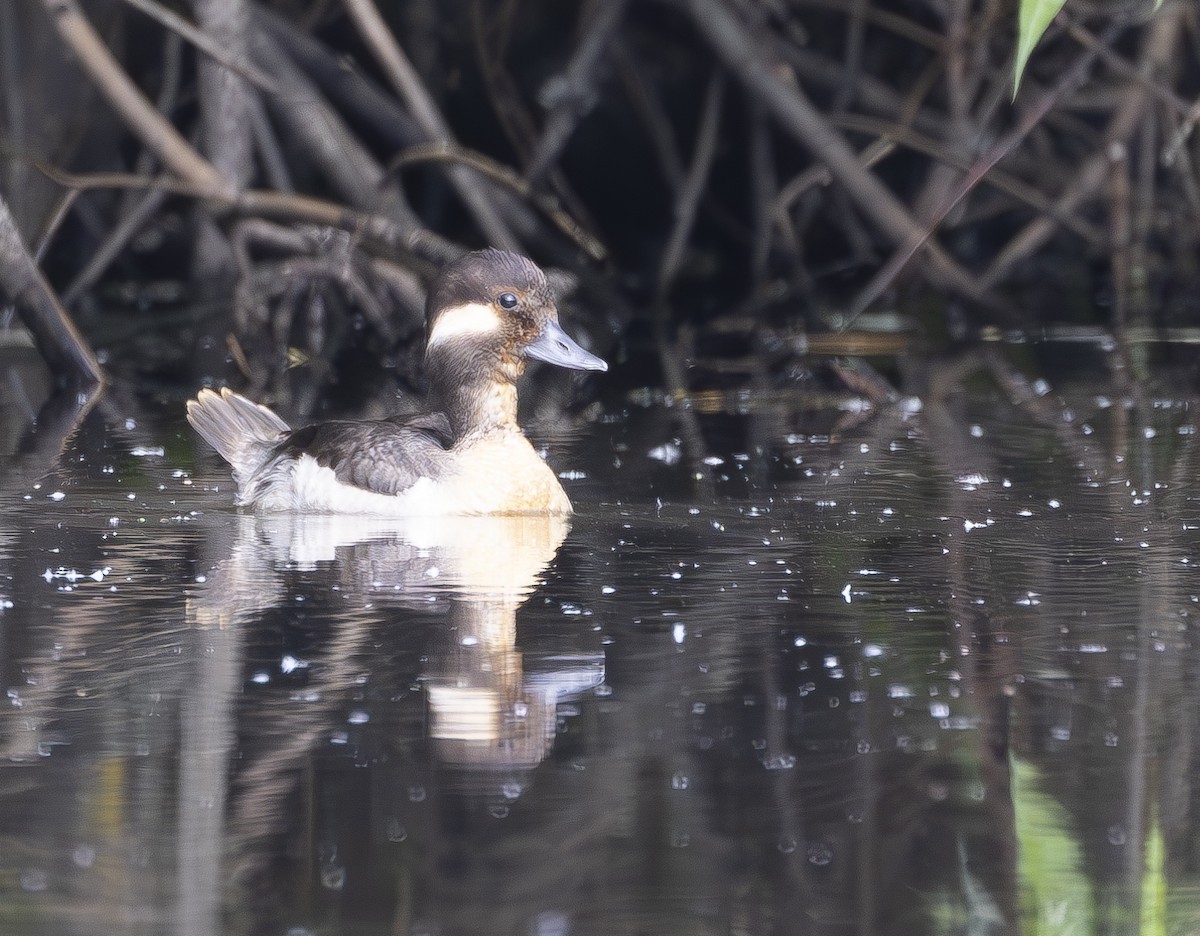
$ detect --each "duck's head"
[425,249,607,380]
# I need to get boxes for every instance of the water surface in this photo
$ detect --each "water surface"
[0,365,1197,935]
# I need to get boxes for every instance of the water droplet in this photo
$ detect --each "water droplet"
[533,911,570,936]
[72,844,96,868]
[319,862,346,891]
[806,842,834,866]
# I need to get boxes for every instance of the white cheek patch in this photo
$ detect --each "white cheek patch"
[427,302,502,348]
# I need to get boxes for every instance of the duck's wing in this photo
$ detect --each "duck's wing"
[273,413,455,496]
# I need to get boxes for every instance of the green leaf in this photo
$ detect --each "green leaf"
[1013,758,1095,934]
[1141,815,1165,936]
[1013,0,1067,98]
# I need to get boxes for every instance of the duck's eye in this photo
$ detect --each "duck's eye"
[497,292,519,310]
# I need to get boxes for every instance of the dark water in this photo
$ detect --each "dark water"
[1,358,1199,935]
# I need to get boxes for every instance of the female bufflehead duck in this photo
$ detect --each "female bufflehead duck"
[187,249,606,515]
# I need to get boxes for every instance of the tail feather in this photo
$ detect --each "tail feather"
[186,388,291,484]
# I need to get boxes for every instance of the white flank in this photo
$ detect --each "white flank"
[288,454,445,516]
[426,301,502,349]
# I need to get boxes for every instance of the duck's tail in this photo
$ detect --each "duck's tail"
[186,388,291,494]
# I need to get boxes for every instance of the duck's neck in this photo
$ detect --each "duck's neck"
[427,348,524,441]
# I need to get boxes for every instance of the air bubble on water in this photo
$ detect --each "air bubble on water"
[20,869,48,892]
[502,781,523,800]
[764,754,796,770]
[72,844,96,868]
[671,772,689,790]
[408,786,426,802]
[319,862,346,891]
[777,835,797,854]
[347,710,369,725]
[534,911,571,936]
[490,805,510,819]
[648,442,681,465]
[386,819,406,842]
[1107,825,1127,846]
[807,842,834,866]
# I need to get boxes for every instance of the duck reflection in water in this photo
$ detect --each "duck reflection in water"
[188,511,603,779]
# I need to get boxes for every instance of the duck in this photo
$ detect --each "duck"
[186,249,607,515]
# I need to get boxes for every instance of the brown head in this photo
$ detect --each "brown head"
[424,249,606,437]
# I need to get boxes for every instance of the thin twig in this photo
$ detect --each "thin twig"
[341,0,519,251]
[119,0,279,95]
[388,143,607,260]
[978,6,1184,290]
[657,72,724,298]
[525,0,630,185]
[0,191,103,387]
[845,18,1123,321]
[33,160,460,263]
[38,0,231,199]
[684,0,1005,313]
